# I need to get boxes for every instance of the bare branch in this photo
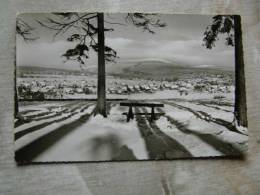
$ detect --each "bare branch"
[37,13,98,38]
[125,13,166,34]
[38,12,166,65]
[16,18,39,41]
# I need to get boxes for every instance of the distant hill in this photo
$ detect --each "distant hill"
[105,59,234,79]
[17,66,86,76]
[18,58,234,80]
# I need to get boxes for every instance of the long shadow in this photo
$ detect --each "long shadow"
[15,110,62,128]
[196,102,232,113]
[15,101,82,128]
[190,100,234,107]
[164,101,247,136]
[24,111,51,119]
[90,133,137,161]
[19,109,40,115]
[30,104,84,122]
[27,101,83,120]
[135,107,192,160]
[15,119,30,128]
[15,106,96,163]
[15,109,66,128]
[157,108,243,156]
[32,109,67,121]
[15,103,94,140]
[197,110,247,135]
[112,145,137,161]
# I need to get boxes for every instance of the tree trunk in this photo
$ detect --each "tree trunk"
[95,13,107,117]
[234,15,247,127]
[14,66,19,118]
[14,42,19,118]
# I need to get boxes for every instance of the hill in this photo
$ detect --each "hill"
[17,66,86,76]
[106,59,234,80]
[17,58,234,80]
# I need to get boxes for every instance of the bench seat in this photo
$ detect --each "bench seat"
[122,112,165,116]
[120,102,165,122]
[120,102,164,107]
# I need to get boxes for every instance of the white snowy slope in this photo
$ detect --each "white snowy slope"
[15,101,84,133]
[155,104,228,157]
[15,103,95,151]
[173,101,234,122]
[15,99,248,162]
[34,104,148,162]
[158,102,248,155]
[155,115,223,157]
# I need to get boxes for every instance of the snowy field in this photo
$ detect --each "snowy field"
[15,97,248,163]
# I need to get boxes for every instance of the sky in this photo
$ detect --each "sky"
[17,13,235,71]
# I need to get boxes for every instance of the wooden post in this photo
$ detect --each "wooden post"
[127,106,133,122]
[96,13,107,117]
[234,15,247,127]
[14,51,18,118]
[151,107,155,122]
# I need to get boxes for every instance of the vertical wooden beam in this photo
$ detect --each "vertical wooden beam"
[14,65,18,117]
[14,38,18,118]
[96,13,107,117]
[151,107,155,122]
[234,15,247,127]
[127,106,133,122]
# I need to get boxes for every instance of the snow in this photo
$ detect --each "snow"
[15,102,84,133]
[15,112,71,134]
[155,116,223,157]
[162,104,226,134]
[234,119,248,134]
[15,105,95,151]
[156,117,179,132]
[34,105,148,162]
[173,101,234,122]
[15,98,248,162]
[156,102,248,155]
[22,109,48,117]
[55,89,235,101]
[15,64,250,162]
[107,90,234,101]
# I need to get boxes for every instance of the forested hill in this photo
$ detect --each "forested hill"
[18,59,234,80]
[17,66,85,76]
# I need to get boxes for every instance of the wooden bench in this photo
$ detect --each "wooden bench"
[120,102,164,122]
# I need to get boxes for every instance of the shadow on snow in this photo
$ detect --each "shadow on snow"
[157,107,243,156]
[135,107,192,160]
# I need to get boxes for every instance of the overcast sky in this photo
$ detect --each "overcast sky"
[17,13,235,71]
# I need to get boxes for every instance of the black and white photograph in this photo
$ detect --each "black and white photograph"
[15,13,248,163]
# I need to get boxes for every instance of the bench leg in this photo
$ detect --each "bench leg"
[151,107,156,122]
[127,106,134,122]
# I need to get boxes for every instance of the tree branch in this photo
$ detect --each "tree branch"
[16,18,39,41]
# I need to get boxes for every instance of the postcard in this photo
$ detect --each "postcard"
[15,13,248,163]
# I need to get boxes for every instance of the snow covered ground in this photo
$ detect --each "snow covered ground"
[14,98,248,163]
